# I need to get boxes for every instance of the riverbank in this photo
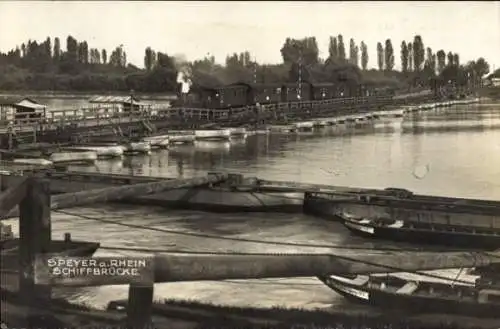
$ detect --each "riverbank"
[0,90,177,100]
[143,299,500,329]
[2,287,499,329]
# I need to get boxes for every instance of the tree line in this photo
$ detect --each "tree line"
[179,34,491,91]
[0,36,178,92]
[0,34,492,93]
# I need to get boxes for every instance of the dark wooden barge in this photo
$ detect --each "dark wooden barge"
[317,272,500,318]
[303,188,500,239]
[339,212,500,251]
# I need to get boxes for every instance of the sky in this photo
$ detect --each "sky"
[1,1,499,71]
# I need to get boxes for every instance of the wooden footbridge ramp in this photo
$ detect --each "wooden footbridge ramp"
[1,173,499,328]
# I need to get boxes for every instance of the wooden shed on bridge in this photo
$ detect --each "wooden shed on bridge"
[0,97,47,123]
[88,95,153,113]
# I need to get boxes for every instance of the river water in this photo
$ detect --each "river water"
[4,99,500,313]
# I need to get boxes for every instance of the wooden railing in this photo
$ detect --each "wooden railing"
[0,95,397,131]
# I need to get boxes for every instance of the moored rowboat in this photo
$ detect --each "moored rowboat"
[340,212,500,251]
[194,129,231,141]
[302,190,500,232]
[65,146,124,158]
[12,158,53,166]
[168,133,195,144]
[142,135,170,148]
[49,151,97,165]
[228,127,248,137]
[317,272,500,318]
[122,142,151,154]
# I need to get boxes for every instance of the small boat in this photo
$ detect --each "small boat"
[293,121,314,131]
[12,158,53,166]
[194,129,231,141]
[312,120,328,127]
[65,146,124,158]
[49,151,97,165]
[167,132,195,144]
[228,127,248,138]
[122,142,151,154]
[317,272,500,318]
[303,189,500,235]
[340,212,500,250]
[142,135,170,148]
[268,125,296,134]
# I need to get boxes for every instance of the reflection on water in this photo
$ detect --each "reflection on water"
[194,140,232,151]
[403,108,500,134]
[30,102,500,311]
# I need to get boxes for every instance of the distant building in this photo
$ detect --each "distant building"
[88,95,153,113]
[491,78,500,87]
[0,97,47,123]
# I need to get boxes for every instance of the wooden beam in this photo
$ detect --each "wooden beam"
[18,178,52,314]
[0,178,27,217]
[33,250,500,287]
[256,179,369,194]
[49,172,228,210]
[0,173,228,219]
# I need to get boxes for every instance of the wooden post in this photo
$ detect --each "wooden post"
[126,283,154,329]
[19,178,52,303]
[32,125,37,144]
[8,129,13,150]
[0,151,2,190]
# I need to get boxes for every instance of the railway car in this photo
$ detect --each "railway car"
[228,82,283,105]
[281,82,314,102]
[251,83,283,104]
[189,80,385,110]
[193,84,250,109]
[310,82,336,101]
[216,84,249,108]
[338,83,367,98]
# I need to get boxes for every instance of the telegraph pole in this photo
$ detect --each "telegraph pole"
[298,47,302,100]
[253,56,257,84]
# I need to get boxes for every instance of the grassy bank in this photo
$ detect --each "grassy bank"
[107,297,500,329]
[2,284,499,329]
[160,299,500,329]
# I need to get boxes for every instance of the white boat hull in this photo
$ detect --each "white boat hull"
[49,151,97,164]
[67,146,124,158]
[194,129,231,141]
[294,121,315,130]
[228,127,248,137]
[142,135,170,148]
[123,142,152,154]
[12,158,53,166]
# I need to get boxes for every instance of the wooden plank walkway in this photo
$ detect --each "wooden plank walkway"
[0,94,417,134]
